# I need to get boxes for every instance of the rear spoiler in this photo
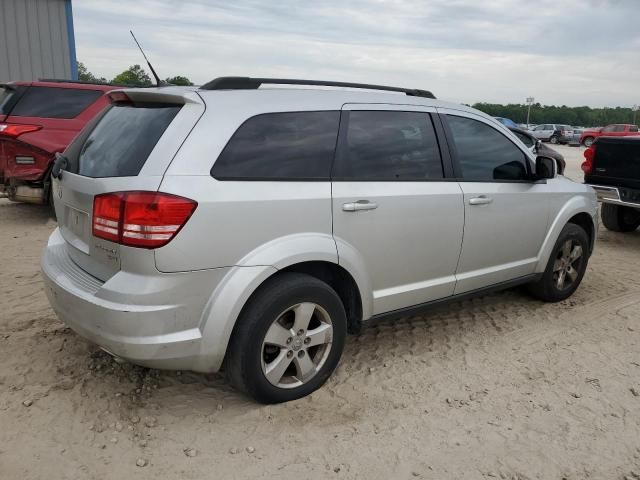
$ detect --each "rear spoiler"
[0,83,17,91]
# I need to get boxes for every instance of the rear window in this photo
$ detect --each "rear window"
[0,86,23,115]
[212,111,340,180]
[77,104,180,178]
[9,86,103,119]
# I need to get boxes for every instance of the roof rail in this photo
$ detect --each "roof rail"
[38,78,136,88]
[200,77,436,99]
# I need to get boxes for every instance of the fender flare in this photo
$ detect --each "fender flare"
[194,233,373,372]
[535,195,596,272]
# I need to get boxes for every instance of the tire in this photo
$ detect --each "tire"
[225,272,347,404]
[527,223,590,302]
[550,135,559,144]
[601,204,640,232]
[582,136,594,147]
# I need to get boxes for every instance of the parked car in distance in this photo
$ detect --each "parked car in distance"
[530,124,573,144]
[568,127,584,146]
[579,124,640,147]
[509,126,566,174]
[0,80,120,206]
[494,116,518,128]
[583,136,640,232]
[41,77,598,403]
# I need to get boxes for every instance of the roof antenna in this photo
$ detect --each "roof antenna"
[130,30,163,86]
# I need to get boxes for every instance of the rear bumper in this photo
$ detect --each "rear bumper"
[588,184,640,209]
[41,228,230,372]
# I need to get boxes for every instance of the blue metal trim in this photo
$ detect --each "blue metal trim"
[64,0,78,80]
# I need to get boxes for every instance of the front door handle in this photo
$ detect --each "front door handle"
[342,200,378,212]
[469,195,493,206]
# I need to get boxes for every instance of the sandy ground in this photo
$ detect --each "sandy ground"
[2,145,640,480]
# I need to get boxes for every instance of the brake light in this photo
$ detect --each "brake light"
[581,145,596,174]
[107,92,132,104]
[92,191,197,249]
[0,123,42,138]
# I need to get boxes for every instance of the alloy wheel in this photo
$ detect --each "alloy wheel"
[261,303,333,389]
[553,239,584,291]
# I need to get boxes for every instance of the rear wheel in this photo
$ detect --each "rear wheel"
[225,272,347,403]
[550,135,559,144]
[527,223,589,302]
[601,204,640,232]
[582,136,595,147]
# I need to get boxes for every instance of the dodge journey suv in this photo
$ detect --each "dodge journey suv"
[42,77,598,403]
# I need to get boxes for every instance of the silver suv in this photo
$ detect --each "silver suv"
[42,77,598,403]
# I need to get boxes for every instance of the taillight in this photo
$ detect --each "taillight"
[581,145,596,174]
[92,191,197,249]
[0,123,42,138]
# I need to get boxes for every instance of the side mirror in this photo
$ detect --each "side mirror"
[535,156,556,180]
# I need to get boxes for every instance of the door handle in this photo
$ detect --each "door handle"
[469,195,493,205]
[342,200,378,212]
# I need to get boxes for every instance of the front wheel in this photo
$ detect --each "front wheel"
[527,223,590,302]
[601,204,640,232]
[549,135,559,144]
[225,272,347,403]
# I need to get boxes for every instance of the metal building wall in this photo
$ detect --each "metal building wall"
[0,0,77,82]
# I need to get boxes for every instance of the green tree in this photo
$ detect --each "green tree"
[111,65,153,87]
[165,75,194,86]
[472,102,638,128]
[76,61,108,84]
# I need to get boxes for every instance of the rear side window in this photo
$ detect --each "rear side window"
[78,104,180,178]
[446,115,529,181]
[631,126,639,132]
[333,111,443,180]
[212,111,340,180]
[9,86,103,119]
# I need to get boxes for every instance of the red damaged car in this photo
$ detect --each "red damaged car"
[0,80,119,206]
[580,123,640,147]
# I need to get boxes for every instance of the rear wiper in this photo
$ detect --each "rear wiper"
[51,153,68,179]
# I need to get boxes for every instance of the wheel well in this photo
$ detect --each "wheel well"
[280,261,363,334]
[568,212,595,254]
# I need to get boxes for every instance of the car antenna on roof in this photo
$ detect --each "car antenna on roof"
[129,30,164,87]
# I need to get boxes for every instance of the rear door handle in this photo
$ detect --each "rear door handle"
[469,195,493,205]
[342,200,378,212]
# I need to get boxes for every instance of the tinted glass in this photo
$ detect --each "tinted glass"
[9,86,103,119]
[631,126,639,132]
[512,130,535,147]
[0,86,23,115]
[602,125,616,132]
[78,104,180,178]
[447,115,528,181]
[334,111,442,180]
[212,111,339,180]
[612,125,625,132]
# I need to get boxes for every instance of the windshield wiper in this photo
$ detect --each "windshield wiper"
[51,153,68,179]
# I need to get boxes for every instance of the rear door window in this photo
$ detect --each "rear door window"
[333,111,443,180]
[74,104,180,178]
[9,86,103,119]
[212,111,340,180]
[446,115,529,181]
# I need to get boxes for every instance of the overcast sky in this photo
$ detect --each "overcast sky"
[73,0,639,107]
